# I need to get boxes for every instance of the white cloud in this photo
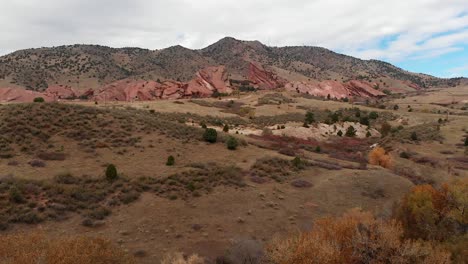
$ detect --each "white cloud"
[446,64,468,77]
[0,0,467,65]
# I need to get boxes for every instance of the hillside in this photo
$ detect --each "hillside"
[0,37,464,95]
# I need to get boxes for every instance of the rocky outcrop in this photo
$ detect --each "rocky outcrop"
[93,66,232,102]
[44,85,79,99]
[285,80,385,98]
[186,66,232,96]
[248,63,286,89]
[346,80,385,97]
[0,87,54,102]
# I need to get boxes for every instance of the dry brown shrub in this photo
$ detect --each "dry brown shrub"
[0,232,135,264]
[266,209,450,264]
[161,252,205,264]
[368,147,393,168]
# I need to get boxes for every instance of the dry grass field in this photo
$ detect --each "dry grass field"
[1,87,467,263]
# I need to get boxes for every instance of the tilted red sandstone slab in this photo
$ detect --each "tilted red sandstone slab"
[285,80,384,98]
[93,66,232,101]
[248,63,286,89]
[44,85,79,99]
[0,87,54,102]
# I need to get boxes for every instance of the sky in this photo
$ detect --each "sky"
[0,0,467,78]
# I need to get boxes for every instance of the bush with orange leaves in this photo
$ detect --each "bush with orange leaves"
[368,147,393,168]
[396,180,467,241]
[266,209,450,264]
[395,181,467,260]
[0,232,135,264]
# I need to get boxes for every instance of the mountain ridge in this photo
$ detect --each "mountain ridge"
[0,37,465,93]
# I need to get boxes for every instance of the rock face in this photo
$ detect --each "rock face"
[44,85,79,99]
[93,66,232,102]
[186,66,232,96]
[248,63,286,89]
[0,87,54,102]
[285,80,384,99]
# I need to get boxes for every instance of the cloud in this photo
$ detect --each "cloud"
[0,0,467,67]
[446,64,468,77]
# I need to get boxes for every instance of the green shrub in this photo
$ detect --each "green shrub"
[201,122,207,129]
[337,130,343,137]
[366,131,372,138]
[305,111,315,124]
[315,146,321,153]
[9,186,24,203]
[345,126,356,137]
[359,116,370,126]
[105,164,118,181]
[369,111,379,119]
[166,155,175,166]
[411,132,418,141]
[400,152,410,159]
[223,124,229,132]
[33,97,45,103]
[203,128,218,143]
[464,137,468,146]
[291,157,303,168]
[226,136,238,150]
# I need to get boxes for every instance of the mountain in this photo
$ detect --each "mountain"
[0,37,465,97]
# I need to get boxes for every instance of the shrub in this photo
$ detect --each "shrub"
[369,111,379,119]
[33,97,45,103]
[368,147,392,168]
[200,122,207,129]
[0,232,134,263]
[345,126,356,137]
[305,111,315,124]
[37,151,66,161]
[203,128,218,143]
[359,116,369,126]
[266,209,450,264]
[28,160,46,167]
[464,137,468,146]
[380,122,392,137]
[166,155,175,166]
[105,164,118,181]
[399,151,410,159]
[223,124,229,132]
[290,157,307,170]
[315,146,321,153]
[337,130,343,137]
[226,136,238,150]
[366,131,371,138]
[396,180,468,242]
[411,131,418,141]
[9,186,25,203]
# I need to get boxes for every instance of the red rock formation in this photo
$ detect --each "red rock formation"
[0,87,54,102]
[185,66,232,96]
[248,63,286,89]
[404,81,422,90]
[44,85,78,99]
[346,80,385,97]
[285,80,384,99]
[93,66,232,101]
